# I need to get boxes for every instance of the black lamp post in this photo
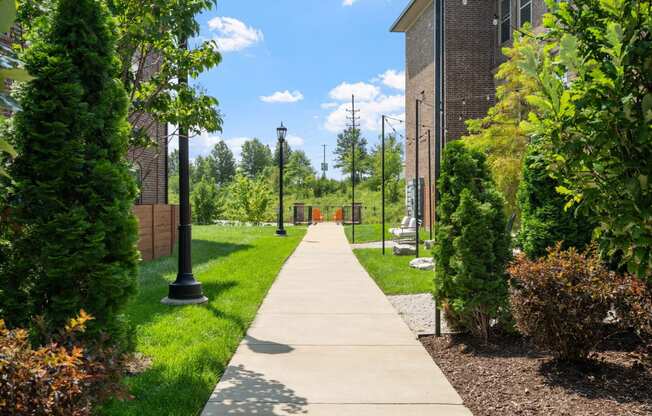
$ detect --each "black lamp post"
[162,35,207,306]
[276,122,288,237]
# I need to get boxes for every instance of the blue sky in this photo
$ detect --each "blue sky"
[173,0,409,179]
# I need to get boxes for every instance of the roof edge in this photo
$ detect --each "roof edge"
[389,0,432,33]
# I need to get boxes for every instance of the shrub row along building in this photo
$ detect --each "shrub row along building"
[391,0,547,228]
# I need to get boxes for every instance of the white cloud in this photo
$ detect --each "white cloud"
[260,90,304,103]
[377,69,405,91]
[342,0,359,5]
[329,82,380,102]
[287,135,305,147]
[324,94,405,133]
[320,102,338,109]
[207,17,263,52]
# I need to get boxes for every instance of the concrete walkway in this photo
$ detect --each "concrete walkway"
[202,223,471,416]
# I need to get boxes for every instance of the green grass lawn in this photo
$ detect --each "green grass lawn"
[344,224,432,244]
[100,225,306,416]
[344,224,393,244]
[353,248,433,295]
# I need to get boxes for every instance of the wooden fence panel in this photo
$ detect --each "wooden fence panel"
[133,204,179,261]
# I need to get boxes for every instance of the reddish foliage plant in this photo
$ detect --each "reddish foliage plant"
[508,244,649,361]
[0,311,125,416]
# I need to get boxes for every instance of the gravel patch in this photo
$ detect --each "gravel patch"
[388,293,454,336]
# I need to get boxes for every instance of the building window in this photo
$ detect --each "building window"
[500,0,511,44]
[520,0,532,26]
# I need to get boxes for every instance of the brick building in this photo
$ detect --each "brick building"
[391,0,547,227]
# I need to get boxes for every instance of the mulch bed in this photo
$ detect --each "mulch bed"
[420,331,652,416]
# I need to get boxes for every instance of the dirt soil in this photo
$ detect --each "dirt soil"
[420,332,652,416]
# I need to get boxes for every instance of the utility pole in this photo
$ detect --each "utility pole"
[434,0,444,337]
[346,94,360,243]
[381,115,386,256]
[321,144,328,179]
[428,129,433,241]
[415,98,420,259]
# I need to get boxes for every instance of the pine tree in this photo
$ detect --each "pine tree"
[6,0,139,349]
[209,140,236,185]
[333,128,369,183]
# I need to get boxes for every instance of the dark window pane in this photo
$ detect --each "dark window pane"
[521,3,531,26]
[501,0,510,19]
[501,19,511,43]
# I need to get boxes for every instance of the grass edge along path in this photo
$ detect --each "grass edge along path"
[100,225,306,416]
[353,248,434,295]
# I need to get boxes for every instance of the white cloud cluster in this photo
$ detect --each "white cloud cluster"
[323,71,406,133]
[287,135,305,147]
[342,0,359,5]
[329,82,380,102]
[260,90,304,103]
[207,17,264,52]
[376,69,405,91]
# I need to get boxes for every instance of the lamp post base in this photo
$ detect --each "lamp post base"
[275,229,287,237]
[161,296,208,306]
[162,277,208,306]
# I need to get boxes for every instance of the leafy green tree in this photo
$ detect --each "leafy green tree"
[286,150,316,190]
[4,0,139,349]
[209,140,235,185]
[368,133,402,191]
[18,0,223,148]
[433,142,511,341]
[0,0,27,177]
[523,0,652,279]
[191,178,221,225]
[191,154,211,184]
[273,140,292,167]
[518,141,596,259]
[334,128,369,183]
[226,174,273,224]
[462,30,541,219]
[240,138,272,179]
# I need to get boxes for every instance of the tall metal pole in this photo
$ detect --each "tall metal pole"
[322,144,328,179]
[276,126,287,237]
[428,129,433,240]
[163,35,207,305]
[381,115,386,255]
[434,0,444,337]
[351,94,356,243]
[415,99,420,259]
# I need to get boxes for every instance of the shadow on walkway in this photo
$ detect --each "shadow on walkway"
[205,365,308,415]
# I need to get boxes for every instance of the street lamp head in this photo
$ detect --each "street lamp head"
[277,122,288,142]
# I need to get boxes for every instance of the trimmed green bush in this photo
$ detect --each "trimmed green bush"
[433,141,512,340]
[517,142,596,259]
[4,0,139,350]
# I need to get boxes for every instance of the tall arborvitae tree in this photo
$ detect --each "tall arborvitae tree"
[7,0,139,349]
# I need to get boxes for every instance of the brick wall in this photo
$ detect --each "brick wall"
[127,51,168,205]
[401,0,547,228]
